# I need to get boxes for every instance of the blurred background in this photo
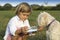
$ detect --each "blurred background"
[0,0,60,40]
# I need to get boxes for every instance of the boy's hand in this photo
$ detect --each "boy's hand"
[38,26,44,31]
[15,26,29,36]
[21,26,28,34]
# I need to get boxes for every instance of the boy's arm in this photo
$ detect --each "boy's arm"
[26,20,31,29]
[21,26,29,34]
[15,26,28,36]
[37,26,44,31]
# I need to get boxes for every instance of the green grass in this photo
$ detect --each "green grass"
[0,10,60,40]
[0,11,15,40]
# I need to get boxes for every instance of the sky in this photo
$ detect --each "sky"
[0,0,60,6]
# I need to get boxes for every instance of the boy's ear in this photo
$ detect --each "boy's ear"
[41,13,48,27]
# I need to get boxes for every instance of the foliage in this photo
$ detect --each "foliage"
[0,3,60,10]
[31,4,40,10]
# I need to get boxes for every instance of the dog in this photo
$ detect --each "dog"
[37,11,60,40]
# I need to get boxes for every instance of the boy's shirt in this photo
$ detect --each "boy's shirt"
[3,15,31,40]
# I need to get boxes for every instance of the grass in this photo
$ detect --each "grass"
[0,10,60,40]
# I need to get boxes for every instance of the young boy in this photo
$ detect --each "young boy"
[3,2,32,40]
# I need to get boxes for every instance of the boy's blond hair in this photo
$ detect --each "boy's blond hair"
[15,2,32,15]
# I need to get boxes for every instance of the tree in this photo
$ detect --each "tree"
[57,4,60,7]
[0,5,2,10]
[56,4,60,10]
[3,3,12,10]
[31,4,40,10]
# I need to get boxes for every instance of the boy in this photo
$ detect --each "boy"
[3,2,32,40]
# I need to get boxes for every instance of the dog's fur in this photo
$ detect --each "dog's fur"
[37,11,60,40]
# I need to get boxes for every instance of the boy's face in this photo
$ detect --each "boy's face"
[18,12,30,21]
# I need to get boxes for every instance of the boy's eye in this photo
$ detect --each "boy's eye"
[23,14,26,16]
[23,14,29,16]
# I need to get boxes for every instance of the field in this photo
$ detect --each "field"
[0,10,60,40]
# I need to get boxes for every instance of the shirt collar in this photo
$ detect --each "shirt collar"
[16,15,20,21]
[16,15,27,22]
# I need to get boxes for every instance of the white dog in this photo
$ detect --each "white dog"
[37,11,60,40]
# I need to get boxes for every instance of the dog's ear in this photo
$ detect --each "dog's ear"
[37,12,47,27]
[43,12,55,24]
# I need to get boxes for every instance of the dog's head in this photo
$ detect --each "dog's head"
[37,11,55,28]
